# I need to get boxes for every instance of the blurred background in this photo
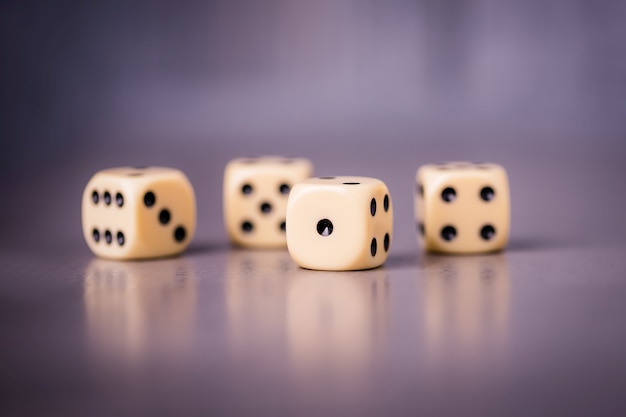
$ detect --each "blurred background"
[1,0,625,250]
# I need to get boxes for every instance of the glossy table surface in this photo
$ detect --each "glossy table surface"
[1,145,626,416]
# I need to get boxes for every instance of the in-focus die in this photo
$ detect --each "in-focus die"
[286,176,393,271]
[82,167,196,260]
[415,162,510,254]
[223,157,313,248]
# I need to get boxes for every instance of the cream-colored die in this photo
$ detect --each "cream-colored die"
[81,167,196,260]
[415,162,510,254]
[223,157,313,248]
[286,176,393,271]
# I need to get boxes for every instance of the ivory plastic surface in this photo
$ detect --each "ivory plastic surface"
[223,157,313,248]
[81,167,196,260]
[286,176,393,271]
[415,162,510,254]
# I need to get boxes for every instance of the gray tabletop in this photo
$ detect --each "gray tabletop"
[1,143,626,417]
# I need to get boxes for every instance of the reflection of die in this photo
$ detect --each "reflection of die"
[84,258,197,362]
[419,254,510,363]
[286,176,393,271]
[225,250,295,351]
[223,157,313,248]
[82,167,196,260]
[415,162,510,254]
[287,269,389,375]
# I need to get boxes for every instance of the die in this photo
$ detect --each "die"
[415,162,510,254]
[82,167,196,260]
[286,176,393,271]
[223,157,313,248]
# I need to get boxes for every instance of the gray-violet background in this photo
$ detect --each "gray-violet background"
[1,0,625,252]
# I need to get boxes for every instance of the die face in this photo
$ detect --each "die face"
[286,176,393,271]
[415,162,510,254]
[223,157,313,248]
[82,167,196,260]
[82,170,139,259]
[133,172,196,258]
